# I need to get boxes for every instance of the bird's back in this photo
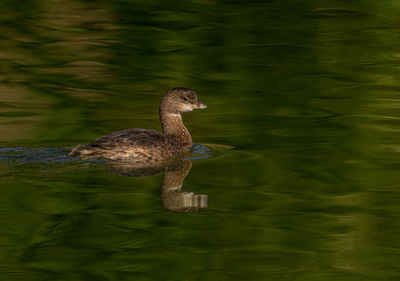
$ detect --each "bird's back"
[69,128,186,162]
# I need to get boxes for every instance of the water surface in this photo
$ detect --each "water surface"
[1,1,400,281]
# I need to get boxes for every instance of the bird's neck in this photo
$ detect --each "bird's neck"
[160,110,192,147]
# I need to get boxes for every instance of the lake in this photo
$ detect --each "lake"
[1,1,400,280]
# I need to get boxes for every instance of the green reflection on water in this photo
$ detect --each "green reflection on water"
[1,0,400,280]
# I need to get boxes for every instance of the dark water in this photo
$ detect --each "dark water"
[1,1,400,280]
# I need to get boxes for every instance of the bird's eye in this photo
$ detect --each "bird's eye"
[182,96,189,102]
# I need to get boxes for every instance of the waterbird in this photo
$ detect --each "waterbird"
[69,87,207,163]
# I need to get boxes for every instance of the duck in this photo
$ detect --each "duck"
[68,87,207,162]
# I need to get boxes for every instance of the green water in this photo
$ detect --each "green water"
[1,0,400,280]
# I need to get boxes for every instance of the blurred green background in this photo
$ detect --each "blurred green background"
[1,0,400,280]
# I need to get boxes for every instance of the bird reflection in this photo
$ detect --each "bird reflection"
[104,156,207,212]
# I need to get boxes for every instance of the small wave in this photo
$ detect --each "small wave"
[189,144,213,160]
[0,147,78,164]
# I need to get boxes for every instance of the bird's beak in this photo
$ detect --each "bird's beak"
[196,101,207,109]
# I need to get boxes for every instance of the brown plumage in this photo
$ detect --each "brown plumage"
[68,87,207,162]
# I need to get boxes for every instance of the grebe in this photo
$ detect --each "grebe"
[69,87,207,162]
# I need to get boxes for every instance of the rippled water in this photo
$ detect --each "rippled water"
[1,1,400,281]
